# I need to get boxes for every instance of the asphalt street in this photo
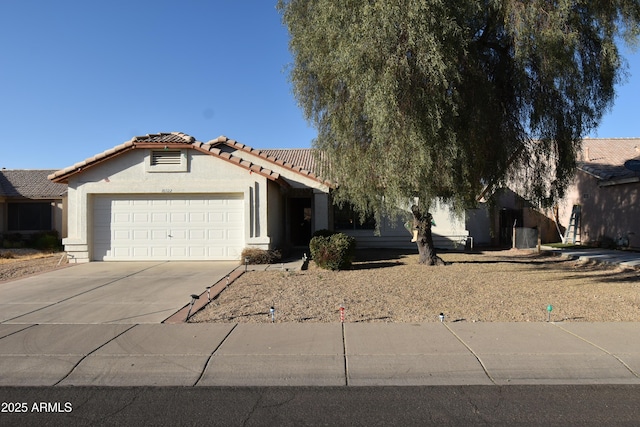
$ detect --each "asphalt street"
[2,385,640,426]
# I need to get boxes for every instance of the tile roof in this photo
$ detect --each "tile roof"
[0,170,67,199]
[131,132,195,144]
[579,138,640,182]
[48,132,330,186]
[205,136,329,184]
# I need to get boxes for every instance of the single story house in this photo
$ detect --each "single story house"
[0,169,67,242]
[468,138,640,250]
[556,138,640,249]
[48,132,468,262]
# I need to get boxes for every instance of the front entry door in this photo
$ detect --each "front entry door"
[290,198,312,246]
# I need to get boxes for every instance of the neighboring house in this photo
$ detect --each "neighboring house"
[557,138,640,249]
[0,169,67,241]
[469,138,640,250]
[48,132,468,263]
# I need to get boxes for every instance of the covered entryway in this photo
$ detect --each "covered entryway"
[92,194,244,261]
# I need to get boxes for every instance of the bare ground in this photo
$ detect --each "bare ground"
[0,249,67,282]
[2,248,639,323]
[191,249,640,323]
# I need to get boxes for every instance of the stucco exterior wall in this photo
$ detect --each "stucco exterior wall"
[63,149,273,262]
[340,201,469,250]
[559,170,640,248]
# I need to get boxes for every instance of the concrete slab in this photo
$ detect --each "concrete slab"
[57,324,235,386]
[448,322,603,354]
[0,261,238,324]
[200,355,346,386]
[10,302,180,324]
[344,323,490,385]
[201,324,345,386]
[60,355,210,386]
[214,324,343,355]
[557,323,640,353]
[347,354,492,386]
[0,324,33,339]
[0,355,81,386]
[448,323,639,384]
[0,324,131,354]
[0,276,116,304]
[344,323,470,354]
[0,304,52,322]
[556,323,640,378]
[94,324,234,355]
[480,354,640,385]
[615,354,640,378]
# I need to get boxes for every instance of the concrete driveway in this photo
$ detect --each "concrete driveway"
[0,261,239,324]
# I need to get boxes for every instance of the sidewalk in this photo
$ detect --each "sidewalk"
[0,321,639,386]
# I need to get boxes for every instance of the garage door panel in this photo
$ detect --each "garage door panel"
[227,229,243,240]
[113,213,130,223]
[93,194,244,261]
[132,212,148,222]
[189,229,206,240]
[169,229,188,240]
[151,212,167,222]
[189,212,206,223]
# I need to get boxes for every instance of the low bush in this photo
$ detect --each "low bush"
[240,248,282,264]
[29,231,62,251]
[312,229,335,238]
[309,232,356,271]
[2,233,24,249]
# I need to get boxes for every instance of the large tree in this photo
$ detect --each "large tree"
[278,0,640,262]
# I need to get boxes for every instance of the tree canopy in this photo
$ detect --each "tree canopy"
[278,0,640,219]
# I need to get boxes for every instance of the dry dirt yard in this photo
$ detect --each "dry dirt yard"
[0,249,67,282]
[192,249,640,324]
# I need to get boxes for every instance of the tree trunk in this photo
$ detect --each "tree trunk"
[412,205,446,266]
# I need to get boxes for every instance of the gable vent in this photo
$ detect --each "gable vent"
[151,150,181,165]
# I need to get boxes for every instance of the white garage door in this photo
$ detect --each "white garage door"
[93,194,244,261]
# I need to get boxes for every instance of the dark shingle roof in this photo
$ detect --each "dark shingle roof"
[0,170,67,199]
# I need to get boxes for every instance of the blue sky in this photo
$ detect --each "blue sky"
[1,1,639,170]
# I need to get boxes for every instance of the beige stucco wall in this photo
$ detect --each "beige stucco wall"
[63,149,274,262]
[340,200,469,250]
[559,170,640,248]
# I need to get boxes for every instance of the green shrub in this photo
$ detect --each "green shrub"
[29,231,62,251]
[312,229,335,238]
[240,248,282,264]
[309,232,356,270]
[2,233,24,249]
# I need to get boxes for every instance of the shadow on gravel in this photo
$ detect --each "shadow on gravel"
[353,249,414,262]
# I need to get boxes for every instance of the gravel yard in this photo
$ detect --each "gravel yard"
[191,249,640,323]
[0,249,67,282]
[3,248,639,323]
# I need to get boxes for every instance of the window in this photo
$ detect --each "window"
[8,202,52,231]
[333,204,375,230]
